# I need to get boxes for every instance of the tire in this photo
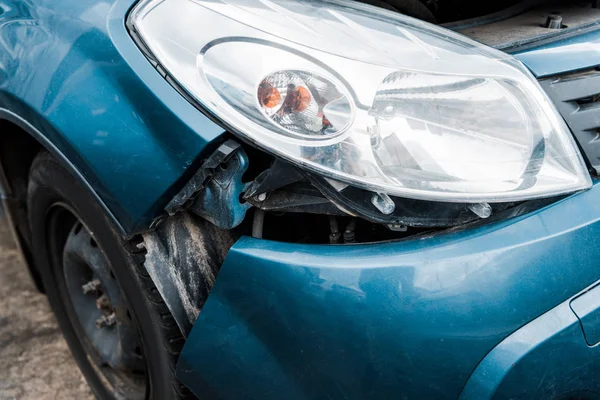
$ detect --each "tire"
[27,151,192,400]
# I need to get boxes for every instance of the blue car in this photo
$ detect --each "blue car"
[2,0,600,398]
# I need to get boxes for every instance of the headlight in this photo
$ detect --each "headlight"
[129,0,591,203]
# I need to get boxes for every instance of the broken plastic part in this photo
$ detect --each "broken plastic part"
[371,192,395,215]
[468,202,493,218]
[165,140,242,216]
[189,145,251,230]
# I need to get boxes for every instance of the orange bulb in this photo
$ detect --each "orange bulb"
[258,81,281,109]
[287,86,311,113]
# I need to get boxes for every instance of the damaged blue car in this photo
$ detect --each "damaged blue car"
[2,0,600,398]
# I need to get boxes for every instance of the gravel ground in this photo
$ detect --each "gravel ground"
[0,215,93,399]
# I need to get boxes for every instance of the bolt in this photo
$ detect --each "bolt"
[544,14,562,29]
[256,193,267,202]
[82,279,102,295]
[96,312,117,328]
[96,294,111,310]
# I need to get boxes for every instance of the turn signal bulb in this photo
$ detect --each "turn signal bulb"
[284,86,311,113]
[258,81,281,109]
[256,70,352,138]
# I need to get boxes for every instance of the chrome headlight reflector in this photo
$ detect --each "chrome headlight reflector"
[130,0,591,203]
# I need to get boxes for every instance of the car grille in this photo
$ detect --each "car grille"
[539,68,600,174]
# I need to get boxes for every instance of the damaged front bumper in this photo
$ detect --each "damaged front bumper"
[175,182,600,400]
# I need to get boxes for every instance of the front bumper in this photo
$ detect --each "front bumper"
[177,182,600,400]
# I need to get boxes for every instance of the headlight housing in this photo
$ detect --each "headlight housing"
[129,0,591,203]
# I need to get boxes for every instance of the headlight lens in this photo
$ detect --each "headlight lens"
[130,0,591,203]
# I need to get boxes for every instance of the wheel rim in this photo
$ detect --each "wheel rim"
[47,205,147,399]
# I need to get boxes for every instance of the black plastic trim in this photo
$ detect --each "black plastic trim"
[539,69,600,174]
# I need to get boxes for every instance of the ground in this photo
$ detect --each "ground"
[0,214,93,399]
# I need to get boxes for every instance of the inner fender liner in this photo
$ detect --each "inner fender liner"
[140,212,235,336]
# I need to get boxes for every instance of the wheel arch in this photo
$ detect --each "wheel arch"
[0,108,126,291]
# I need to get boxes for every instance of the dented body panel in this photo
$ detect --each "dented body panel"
[2,0,600,398]
[171,20,600,400]
[178,183,600,399]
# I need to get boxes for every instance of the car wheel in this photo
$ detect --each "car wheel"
[27,151,192,399]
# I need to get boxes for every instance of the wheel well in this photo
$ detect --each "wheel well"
[0,119,44,291]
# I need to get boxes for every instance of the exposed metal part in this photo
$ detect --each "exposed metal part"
[82,279,102,295]
[539,68,600,174]
[96,312,117,329]
[141,212,235,336]
[96,293,112,311]
[544,14,563,29]
[252,209,265,239]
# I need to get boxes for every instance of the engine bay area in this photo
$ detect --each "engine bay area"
[364,0,600,49]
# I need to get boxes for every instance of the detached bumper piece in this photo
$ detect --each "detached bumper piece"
[177,183,600,400]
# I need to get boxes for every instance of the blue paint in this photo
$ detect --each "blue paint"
[0,0,224,232]
[1,0,600,396]
[570,284,600,347]
[190,145,251,230]
[178,183,600,399]
[515,29,600,77]
[460,285,600,399]
[0,0,596,233]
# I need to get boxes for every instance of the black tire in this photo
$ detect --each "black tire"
[27,151,192,400]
